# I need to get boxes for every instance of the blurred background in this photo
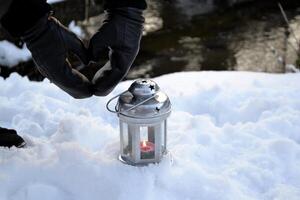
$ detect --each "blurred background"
[0,0,300,81]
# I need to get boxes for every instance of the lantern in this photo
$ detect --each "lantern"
[107,79,171,166]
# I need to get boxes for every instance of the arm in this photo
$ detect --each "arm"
[1,0,93,99]
[89,3,146,96]
[103,0,147,10]
[0,0,13,19]
[1,0,51,37]
[22,15,94,99]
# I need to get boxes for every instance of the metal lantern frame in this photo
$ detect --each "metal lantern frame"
[107,79,171,166]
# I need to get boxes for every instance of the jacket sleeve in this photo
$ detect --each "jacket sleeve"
[1,0,51,37]
[104,0,147,10]
[0,0,13,20]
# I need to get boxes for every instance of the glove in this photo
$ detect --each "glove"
[0,127,26,148]
[22,13,94,99]
[88,7,145,96]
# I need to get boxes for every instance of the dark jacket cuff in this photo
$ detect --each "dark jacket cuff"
[1,0,51,37]
[0,0,13,19]
[104,0,147,10]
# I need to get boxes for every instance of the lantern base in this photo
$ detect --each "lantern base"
[118,151,171,166]
[118,155,154,166]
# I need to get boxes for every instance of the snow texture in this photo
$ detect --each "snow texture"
[47,0,65,3]
[68,21,85,39]
[0,72,300,200]
[0,41,31,68]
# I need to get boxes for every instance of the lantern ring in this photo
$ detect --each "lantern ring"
[106,91,158,114]
[106,90,129,114]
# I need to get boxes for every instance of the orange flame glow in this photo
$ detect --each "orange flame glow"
[142,140,147,147]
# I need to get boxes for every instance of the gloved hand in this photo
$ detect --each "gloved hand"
[22,13,93,99]
[0,127,26,148]
[88,7,145,96]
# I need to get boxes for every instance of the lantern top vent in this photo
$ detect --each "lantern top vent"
[128,79,159,97]
[116,79,171,122]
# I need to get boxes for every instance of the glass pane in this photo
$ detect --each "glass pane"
[140,126,155,160]
[129,125,140,162]
[162,121,167,153]
[148,127,155,143]
[121,122,130,156]
[140,127,148,142]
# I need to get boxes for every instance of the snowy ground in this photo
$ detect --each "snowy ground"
[0,71,300,200]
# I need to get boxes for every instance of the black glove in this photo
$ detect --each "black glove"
[22,13,94,99]
[0,127,26,148]
[88,7,145,96]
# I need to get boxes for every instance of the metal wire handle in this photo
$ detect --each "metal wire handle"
[106,90,128,113]
[106,90,157,114]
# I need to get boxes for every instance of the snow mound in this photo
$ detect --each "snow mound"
[0,72,300,200]
[0,41,31,67]
[68,21,85,39]
[47,0,65,4]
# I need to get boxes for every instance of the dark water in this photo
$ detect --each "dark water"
[129,0,300,78]
[0,0,300,81]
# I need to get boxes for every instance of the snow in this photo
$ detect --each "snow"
[47,0,65,4]
[0,41,31,67]
[286,64,300,73]
[0,71,300,200]
[68,21,85,39]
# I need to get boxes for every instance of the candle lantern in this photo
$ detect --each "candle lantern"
[107,79,171,166]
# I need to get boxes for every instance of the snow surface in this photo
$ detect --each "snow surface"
[0,41,31,68]
[47,0,65,4]
[68,21,85,39]
[0,71,300,200]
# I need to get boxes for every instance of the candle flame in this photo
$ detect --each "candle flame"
[142,140,147,147]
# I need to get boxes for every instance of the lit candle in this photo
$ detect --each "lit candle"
[140,140,155,159]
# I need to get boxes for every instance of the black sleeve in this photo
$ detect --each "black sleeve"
[0,0,13,20]
[1,0,51,37]
[104,0,147,10]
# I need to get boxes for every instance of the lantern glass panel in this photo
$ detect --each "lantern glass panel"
[140,127,148,142]
[161,120,167,154]
[140,126,155,160]
[121,122,131,157]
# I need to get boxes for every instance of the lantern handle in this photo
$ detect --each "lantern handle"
[123,94,157,113]
[106,91,158,114]
[106,90,129,113]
